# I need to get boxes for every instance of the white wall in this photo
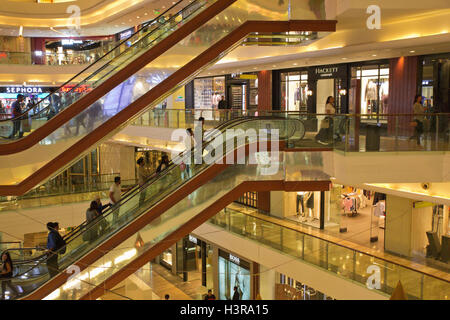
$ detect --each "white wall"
[192,223,388,300]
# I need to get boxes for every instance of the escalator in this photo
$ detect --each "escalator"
[0,116,316,300]
[0,0,336,195]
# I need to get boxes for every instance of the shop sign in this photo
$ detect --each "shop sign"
[61,39,83,46]
[3,86,43,94]
[231,73,257,80]
[61,84,92,93]
[118,29,134,40]
[188,235,198,244]
[229,254,240,265]
[315,66,339,77]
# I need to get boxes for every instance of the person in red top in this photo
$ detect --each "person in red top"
[204,289,216,300]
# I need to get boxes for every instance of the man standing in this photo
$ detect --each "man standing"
[9,94,24,139]
[137,157,151,206]
[46,222,62,277]
[217,95,228,123]
[109,176,122,223]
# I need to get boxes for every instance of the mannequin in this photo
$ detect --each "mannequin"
[296,192,305,217]
[294,83,301,111]
[303,192,314,221]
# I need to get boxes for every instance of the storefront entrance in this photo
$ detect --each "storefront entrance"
[218,250,251,300]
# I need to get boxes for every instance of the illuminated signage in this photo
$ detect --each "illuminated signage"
[119,29,133,40]
[61,84,92,93]
[315,66,339,77]
[61,39,83,45]
[5,87,43,94]
[229,254,240,265]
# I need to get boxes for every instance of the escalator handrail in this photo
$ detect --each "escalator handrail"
[0,0,238,158]
[2,116,295,282]
[0,19,336,196]
[0,0,204,124]
[61,116,251,242]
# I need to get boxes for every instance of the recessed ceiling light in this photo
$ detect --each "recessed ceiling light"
[137,16,140,19]
[410,50,416,53]
[372,54,377,57]
[293,63,298,66]
[342,57,347,60]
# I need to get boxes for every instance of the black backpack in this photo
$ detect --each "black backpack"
[52,231,67,255]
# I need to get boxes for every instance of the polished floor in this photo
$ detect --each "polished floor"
[100,263,208,300]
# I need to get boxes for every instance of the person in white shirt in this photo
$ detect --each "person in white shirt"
[109,176,121,222]
[182,128,196,179]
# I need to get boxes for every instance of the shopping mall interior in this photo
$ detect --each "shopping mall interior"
[0,0,448,303]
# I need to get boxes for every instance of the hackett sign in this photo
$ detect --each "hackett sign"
[315,67,339,76]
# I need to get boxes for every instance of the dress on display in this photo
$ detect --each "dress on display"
[306,193,314,209]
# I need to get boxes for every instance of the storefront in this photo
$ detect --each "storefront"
[188,73,258,115]
[157,235,212,292]
[280,69,309,112]
[350,61,390,123]
[193,76,226,110]
[43,37,115,65]
[226,73,258,111]
[419,53,450,113]
[218,249,251,300]
[0,85,56,118]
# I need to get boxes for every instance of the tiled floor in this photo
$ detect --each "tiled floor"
[100,263,207,300]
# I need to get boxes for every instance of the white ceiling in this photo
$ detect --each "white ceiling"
[0,0,177,37]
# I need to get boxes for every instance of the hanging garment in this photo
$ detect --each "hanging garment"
[343,197,353,212]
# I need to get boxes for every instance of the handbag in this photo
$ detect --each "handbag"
[320,118,330,129]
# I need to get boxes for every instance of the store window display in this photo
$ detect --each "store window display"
[218,251,251,300]
[281,72,308,112]
[352,65,389,121]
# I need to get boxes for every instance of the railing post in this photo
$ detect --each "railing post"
[420,274,424,300]
[352,251,356,281]
[435,115,439,151]
[395,116,399,151]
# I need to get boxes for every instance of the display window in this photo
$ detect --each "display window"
[194,77,226,109]
[351,64,389,122]
[218,250,251,300]
[281,71,308,112]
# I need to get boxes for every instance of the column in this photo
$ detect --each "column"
[259,265,276,300]
[385,195,413,257]
[258,70,272,112]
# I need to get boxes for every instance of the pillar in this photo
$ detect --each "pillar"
[385,195,413,257]
[259,265,276,300]
[258,70,272,112]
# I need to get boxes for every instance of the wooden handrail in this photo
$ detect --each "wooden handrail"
[21,138,311,300]
[0,19,337,196]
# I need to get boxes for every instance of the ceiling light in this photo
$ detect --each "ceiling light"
[372,54,377,57]
[342,57,347,60]
[137,16,140,19]
[410,50,416,53]
[293,63,298,66]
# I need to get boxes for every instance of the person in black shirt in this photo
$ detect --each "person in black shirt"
[217,96,228,122]
[156,154,170,174]
[232,286,240,300]
[0,251,19,299]
[204,289,216,300]
[9,94,24,139]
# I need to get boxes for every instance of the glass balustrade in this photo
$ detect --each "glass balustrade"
[0,116,301,300]
[209,208,450,300]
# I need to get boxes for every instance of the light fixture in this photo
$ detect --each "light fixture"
[19,25,23,37]
[307,89,313,96]
[339,89,347,96]
[410,50,416,53]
